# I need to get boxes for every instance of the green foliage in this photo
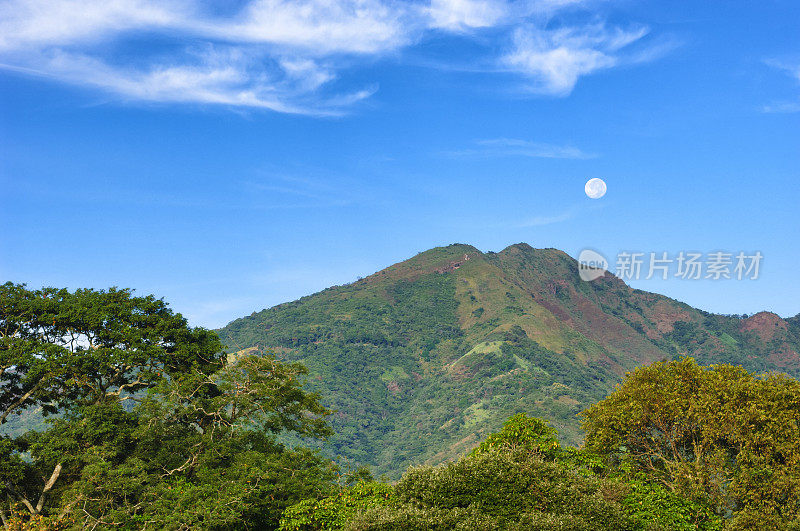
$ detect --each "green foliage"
[7,244,800,529]
[0,284,337,530]
[582,357,800,526]
[668,321,708,351]
[620,478,723,530]
[41,354,338,530]
[472,413,561,459]
[285,361,800,531]
[347,504,498,530]
[353,448,631,530]
[279,482,396,531]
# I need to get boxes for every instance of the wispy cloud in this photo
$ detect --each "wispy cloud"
[0,0,395,115]
[766,59,800,82]
[762,59,800,113]
[0,0,670,113]
[446,138,596,159]
[426,0,508,32]
[11,47,368,115]
[502,22,650,95]
[242,176,352,207]
[762,101,800,114]
[517,210,575,227]
[512,201,604,228]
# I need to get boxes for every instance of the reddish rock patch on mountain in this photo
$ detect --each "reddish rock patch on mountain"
[766,346,800,370]
[741,311,788,342]
[648,302,694,334]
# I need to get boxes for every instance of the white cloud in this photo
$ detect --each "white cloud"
[762,100,800,114]
[0,0,412,55]
[502,23,649,95]
[427,0,507,31]
[0,0,407,113]
[0,0,667,112]
[0,0,185,52]
[766,59,800,82]
[205,0,415,55]
[11,47,367,115]
[447,138,595,159]
[762,59,800,113]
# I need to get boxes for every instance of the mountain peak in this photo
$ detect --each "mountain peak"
[497,243,573,262]
[361,243,482,284]
[503,242,535,252]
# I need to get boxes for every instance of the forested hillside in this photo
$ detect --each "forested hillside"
[220,243,800,477]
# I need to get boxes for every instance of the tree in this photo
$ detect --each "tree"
[1,283,224,525]
[471,413,561,459]
[1,282,224,421]
[1,283,71,426]
[48,354,335,529]
[581,357,800,525]
[0,284,336,529]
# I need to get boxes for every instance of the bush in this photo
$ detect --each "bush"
[393,448,632,529]
[279,482,395,531]
[347,505,498,531]
[471,413,561,459]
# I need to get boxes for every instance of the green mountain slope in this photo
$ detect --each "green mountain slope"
[219,243,800,477]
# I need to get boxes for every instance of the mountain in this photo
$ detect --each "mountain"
[219,243,800,478]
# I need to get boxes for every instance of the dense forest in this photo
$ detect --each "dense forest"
[3,282,800,529]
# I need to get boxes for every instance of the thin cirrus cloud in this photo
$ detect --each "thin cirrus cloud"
[482,204,583,229]
[762,59,800,113]
[447,138,596,159]
[0,0,669,114]
[517,208,577,227]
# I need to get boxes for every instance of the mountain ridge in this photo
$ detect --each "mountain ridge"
[219,243,800,477]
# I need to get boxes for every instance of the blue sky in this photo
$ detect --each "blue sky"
[1,0,798,328]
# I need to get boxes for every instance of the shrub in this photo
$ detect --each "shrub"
[279,482,396,531]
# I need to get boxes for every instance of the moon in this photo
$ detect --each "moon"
[584,178,607,199]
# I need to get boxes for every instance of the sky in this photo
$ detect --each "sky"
[1,0,799,328]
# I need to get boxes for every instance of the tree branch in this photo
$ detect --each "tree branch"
[0,380,44,424]
[5,483,34,515]
[35,463,62,513]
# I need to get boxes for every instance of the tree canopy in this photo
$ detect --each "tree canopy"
[582,357,800,527]
[0,283,335,529]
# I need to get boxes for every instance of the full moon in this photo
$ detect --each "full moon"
[585,178,607,199]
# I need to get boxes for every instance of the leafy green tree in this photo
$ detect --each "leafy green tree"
[471,413,561,459]
[582,357,800,525]
[1,284,337,529]
[1,284,72,426]
[1,283,224,525]
[279,482,395,531]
